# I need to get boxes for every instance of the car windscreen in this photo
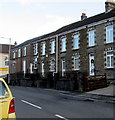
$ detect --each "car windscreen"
[0,81,9,99]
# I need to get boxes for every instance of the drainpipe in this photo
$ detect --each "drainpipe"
[56,35,58,73]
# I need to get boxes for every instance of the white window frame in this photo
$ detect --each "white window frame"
[24,47,26,56]
[18,49,21,58]
[106,25,113,43]
[88,30,95,47]
[106,50,114,68]
[74,55,80,70]
[61,38,66,52]
[34,43,38,55]
[73,34,79,49]
[42,43,46,55]
[51,40,55,54]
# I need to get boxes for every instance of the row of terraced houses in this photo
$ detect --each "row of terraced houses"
[10,1,115,91]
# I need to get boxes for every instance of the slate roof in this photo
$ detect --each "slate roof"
[14,8,115,49]
[55,8,115,34]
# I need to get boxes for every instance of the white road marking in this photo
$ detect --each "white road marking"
[21,100,42,109]
[55,114,69,120]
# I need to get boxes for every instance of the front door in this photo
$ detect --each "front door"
[62,59,66,77]
[42,62,44,77]
[89,54,95,76]
[23,60,26,74]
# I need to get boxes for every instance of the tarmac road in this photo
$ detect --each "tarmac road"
[10,86,114,119]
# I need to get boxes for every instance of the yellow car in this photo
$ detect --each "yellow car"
[0,78,16,120]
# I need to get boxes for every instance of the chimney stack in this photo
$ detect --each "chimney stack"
[14,41,17,46]
[105,0,115,12]
[81,13,87,20]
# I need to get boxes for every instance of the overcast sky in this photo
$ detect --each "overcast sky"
[0,0,107,45]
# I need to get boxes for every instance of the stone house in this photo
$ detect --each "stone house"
[10,1,115,89]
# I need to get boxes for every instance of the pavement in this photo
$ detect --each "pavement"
[76,85,115,104]
[87,84,114,96]
[54,85,115,104]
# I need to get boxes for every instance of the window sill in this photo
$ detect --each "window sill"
[49,70,55,72]
[104,42,114,45]
[61,51,66,53]
[105,67,114,70]
[34,53,38,56]
[42,54,46,56]
[72,48,79,51]
[33,68,38,70]
[73,69,80,71]
[50,52,55,55]
[88,45,96,48]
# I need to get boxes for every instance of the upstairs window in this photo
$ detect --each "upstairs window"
[106,25,113,43]
[18,49,21,57]
[73,34,79,49]
[34,43,38,55]
[106,50,114,68]
[42,42,46,55]
[51,40,55,54]
[88,30,95,47]
[61,38,66,52]
[23,47,26,56]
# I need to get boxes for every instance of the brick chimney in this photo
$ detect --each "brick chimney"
[81,13,87,20]
[105,0,115,12]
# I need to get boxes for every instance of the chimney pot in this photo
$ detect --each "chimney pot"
[81,13,87,20]
[82,13,86,16]
[14,41,17,46]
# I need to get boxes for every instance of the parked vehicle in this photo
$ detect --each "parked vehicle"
[0,78,16,120]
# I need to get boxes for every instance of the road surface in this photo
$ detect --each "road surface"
[10,86,114,119]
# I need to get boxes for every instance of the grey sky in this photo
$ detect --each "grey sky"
[0,0,106,45]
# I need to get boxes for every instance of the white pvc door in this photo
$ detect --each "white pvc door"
[89,54,95,76]
[23,60,26,74]
[42,62,44,77]
[62,59,66,77]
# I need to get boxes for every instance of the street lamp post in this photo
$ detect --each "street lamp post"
[1,37,11,84]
